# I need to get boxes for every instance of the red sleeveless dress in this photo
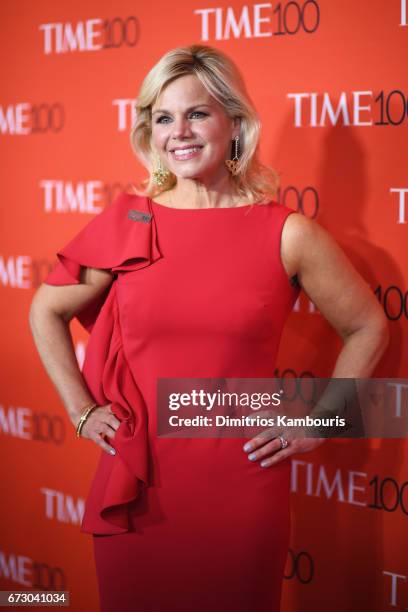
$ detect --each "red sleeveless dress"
[45,193,300,612]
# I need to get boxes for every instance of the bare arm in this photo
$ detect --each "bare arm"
[243,213,389,466]
[281,213,389,377]
[29,267,120,453]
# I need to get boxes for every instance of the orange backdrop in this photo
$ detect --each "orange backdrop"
[1,1,407,610]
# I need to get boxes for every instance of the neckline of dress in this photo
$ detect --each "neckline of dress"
[149,197,264,211]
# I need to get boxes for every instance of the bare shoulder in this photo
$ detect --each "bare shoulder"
[281,212,342,278]
[280,211,387,339]
[280,212,320,277]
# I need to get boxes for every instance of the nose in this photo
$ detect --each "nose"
[171,116,193,140]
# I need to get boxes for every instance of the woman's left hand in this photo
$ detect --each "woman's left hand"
[242,422,327,467]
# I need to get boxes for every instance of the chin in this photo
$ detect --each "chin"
[171,165,217,182]
[172,169,205,180]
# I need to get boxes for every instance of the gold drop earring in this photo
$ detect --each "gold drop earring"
[225,136,240,176]
[152,155,170,186]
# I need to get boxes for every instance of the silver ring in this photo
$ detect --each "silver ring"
[278,435,289,449]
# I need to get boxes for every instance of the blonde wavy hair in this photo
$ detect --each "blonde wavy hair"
[130,44,280,203]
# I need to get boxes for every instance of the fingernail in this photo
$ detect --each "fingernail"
[110,449,116,456]
[260,461,268,467]
[248,453,257,461]
[243,443,252,452]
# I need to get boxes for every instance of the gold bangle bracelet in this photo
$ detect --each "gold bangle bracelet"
[76,402,98,438]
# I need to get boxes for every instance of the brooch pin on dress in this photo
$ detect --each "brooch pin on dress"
[128,209,152,224]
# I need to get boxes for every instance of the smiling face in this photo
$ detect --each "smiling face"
[150,74,240,185]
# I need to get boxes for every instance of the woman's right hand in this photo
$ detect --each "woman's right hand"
[75,403,121,455]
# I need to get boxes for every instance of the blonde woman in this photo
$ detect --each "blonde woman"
[30,45,388,611]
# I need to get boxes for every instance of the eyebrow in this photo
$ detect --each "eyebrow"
[151,104,212,115]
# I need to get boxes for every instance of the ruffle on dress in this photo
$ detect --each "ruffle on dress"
[44,193,162,535]
[45,193,161,334]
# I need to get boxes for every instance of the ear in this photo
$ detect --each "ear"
[232,116,241,139]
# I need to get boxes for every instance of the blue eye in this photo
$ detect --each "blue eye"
[155,111,208,124]
[190,111,207,119]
